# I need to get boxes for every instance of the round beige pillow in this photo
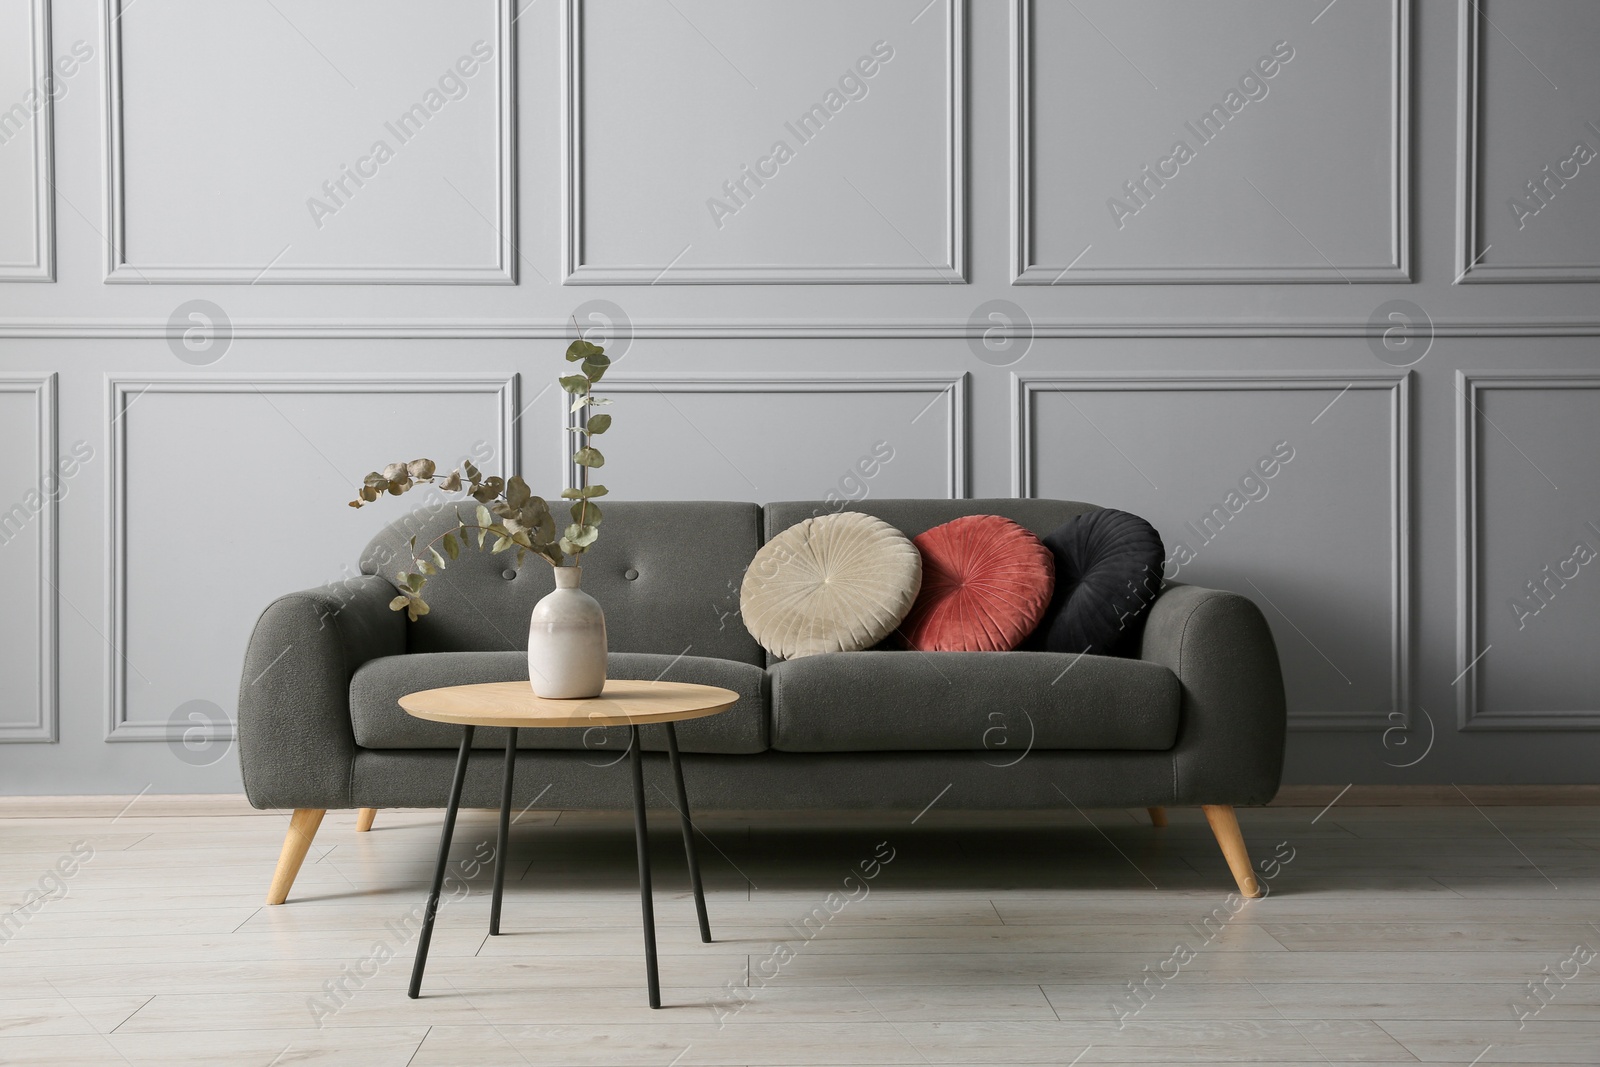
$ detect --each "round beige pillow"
[741,512,922,660]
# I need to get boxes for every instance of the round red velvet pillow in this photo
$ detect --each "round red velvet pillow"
[899,515,1056,652]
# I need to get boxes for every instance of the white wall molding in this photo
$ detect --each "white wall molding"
[583,375,967,497]
[1012,0,1410,285]
[1454,1,1600,284]
[1456,370,1600,729]
[103,374,518,741]
[0,374,58,742]
[100,0,517,285]
[0,0,56,282]
[1013,372,1410,731]
[561,0,966,285]
[9,318,1600,340]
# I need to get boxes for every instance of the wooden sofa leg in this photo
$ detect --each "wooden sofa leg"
[1202,804,1261,898]
[1147,806,1167,827]
[266,808,325,905]
[356,808,377,833]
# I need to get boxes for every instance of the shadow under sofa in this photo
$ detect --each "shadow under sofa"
[238,498,1287,905]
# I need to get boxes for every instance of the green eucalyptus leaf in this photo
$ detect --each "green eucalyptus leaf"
[442,533,460,560]
[586,413,612,434]
[563,523,599,547]
[492,536,514,554]
[417,560,436,575]
[559,373,588,394]
[566,339,602,361]
[505,475,531,508]
[582,356,609,382]
[571,502,602,526]
[430,547,447,569]
[574,447,605,468]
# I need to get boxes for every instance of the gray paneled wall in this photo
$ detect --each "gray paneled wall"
[0,0,1596,793]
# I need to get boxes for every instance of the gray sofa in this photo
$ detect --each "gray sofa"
[240,499,1287,905]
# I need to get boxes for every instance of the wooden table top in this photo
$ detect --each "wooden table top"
[399,679,740,729]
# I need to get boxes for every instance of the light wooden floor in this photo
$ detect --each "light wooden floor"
[2,800,1598,1065]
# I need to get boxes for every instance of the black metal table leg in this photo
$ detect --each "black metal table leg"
[490,727,517,936]
[409,724,475,999]
[628,724,661,1008]
[664,722,712,943]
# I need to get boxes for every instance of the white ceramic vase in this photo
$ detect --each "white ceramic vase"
[527,566,607,698]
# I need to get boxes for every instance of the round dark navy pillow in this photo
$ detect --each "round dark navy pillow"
[1029,509,1165,657]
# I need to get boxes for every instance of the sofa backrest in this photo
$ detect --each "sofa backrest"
[360,500,766,664]
[358,498,1100,663]
[762,498,1101,541]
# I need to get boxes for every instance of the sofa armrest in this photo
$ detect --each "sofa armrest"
[237,575,406,810]
[1139,584,1287,805]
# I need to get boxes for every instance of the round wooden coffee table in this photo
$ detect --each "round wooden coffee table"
[398,679,739,1008]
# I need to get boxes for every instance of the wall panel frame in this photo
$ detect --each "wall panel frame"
[1013,372,1410,730]
[562,0,966,284]
[100,0,517,284]
[0,0,55,282]
[104,375,518,741]
[1456,370,1600,729]
[1012,0,1410,284]
[0,373,57,742]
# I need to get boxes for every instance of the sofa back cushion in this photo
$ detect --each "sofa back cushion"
[361,500,765,665]
[763,499,1102,543]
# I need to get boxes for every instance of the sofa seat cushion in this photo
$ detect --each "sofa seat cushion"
[351,651,768,754]
[769,651,1179,753]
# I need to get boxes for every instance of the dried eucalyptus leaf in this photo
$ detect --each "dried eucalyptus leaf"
[442,533,460,560]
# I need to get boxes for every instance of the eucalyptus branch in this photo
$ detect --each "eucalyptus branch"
[347,334,616,619]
